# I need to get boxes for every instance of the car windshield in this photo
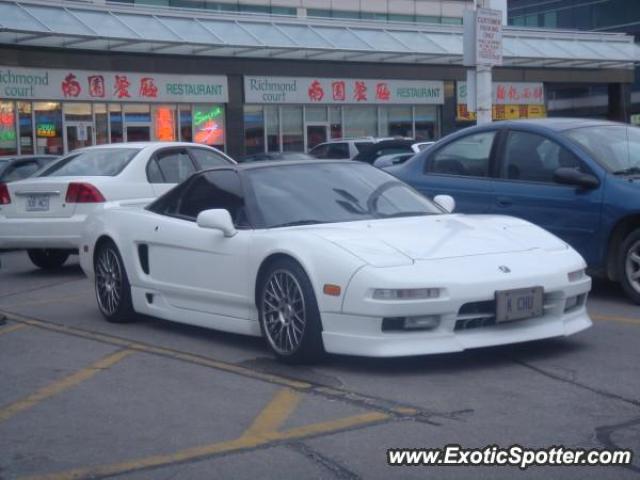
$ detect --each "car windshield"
[565,125,640,174]
[245,162,442,228]
[40,148,140,177]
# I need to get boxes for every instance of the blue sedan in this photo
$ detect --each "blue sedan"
[385,118,640,303]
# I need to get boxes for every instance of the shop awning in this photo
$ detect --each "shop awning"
[1,0,639,70]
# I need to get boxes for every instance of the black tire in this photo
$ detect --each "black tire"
[94,240,136,323]
[258,258,324,364]
[618,228,640,304]
[27,249,70,270]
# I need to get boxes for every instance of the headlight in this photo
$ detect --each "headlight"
[372,288,441,300]
[568,269,586,282]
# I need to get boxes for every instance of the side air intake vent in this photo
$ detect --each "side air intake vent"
[138,244,149,274]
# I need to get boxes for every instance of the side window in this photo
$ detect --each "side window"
[309,144,330,159]
[430,131,496,177]
[355,142,374,153]
[503,131,581,183]
[3,161,40,182]
[149,149,196,184]
[326,143,350,159]
[189,148,229,169]
[176,170,248,227]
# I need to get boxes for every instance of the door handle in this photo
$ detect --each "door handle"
[496,197,513,208]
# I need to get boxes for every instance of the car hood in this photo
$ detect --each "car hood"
[309,214,568,267]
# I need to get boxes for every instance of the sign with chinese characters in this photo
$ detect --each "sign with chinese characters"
[456,81,546,121]
[193,104,225,145]
[0,66,228,103]
[244,77,444,105]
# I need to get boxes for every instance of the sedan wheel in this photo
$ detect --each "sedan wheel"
[94,241,136,323]
[619,229,640,304]
[27,249,70,270]
[259,259,324,363]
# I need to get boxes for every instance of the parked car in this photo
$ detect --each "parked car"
[242,152,315,162]
[308,138,376,159]
[79,160,591,363]
[352,139,417,164]
[385,118,640,303]
[373,152,416,169]
[0,142,234,270]
[0,155,58,182]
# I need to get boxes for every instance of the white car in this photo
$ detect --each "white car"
[79,161,592,363]
[0,142,234,270]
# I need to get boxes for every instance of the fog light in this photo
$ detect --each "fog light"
[403,315,440,330]
[568,269,586,282]
[373,288,440,300]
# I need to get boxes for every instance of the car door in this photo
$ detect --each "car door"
[491,128,604,262]
[144,170,253,321]
[146,147,197,196]
[416,129,499,213]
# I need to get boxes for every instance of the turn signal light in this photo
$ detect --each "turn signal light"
[65,182,105,203]
[323,284,342,296]
[0,183,10,205]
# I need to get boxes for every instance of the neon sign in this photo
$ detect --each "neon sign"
[193,105,224,145]
[36,123,56,137]
[154,107,176,141]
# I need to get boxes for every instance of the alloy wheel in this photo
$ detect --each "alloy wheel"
[95,247,123,316]
[261,269,306,355]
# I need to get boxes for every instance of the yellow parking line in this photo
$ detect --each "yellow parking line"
[23,387,388,480]
[591,314,640,326]
[0,323,27,337]
[1,293,88,309]
[242,388,302,438]
[0,349,133,423]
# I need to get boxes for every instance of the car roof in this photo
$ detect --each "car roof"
[489,117,626,132]
[204,159,359,172]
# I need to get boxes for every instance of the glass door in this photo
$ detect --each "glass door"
[306,124,329,151]
[126,125,151,142]
[65,122,94,152]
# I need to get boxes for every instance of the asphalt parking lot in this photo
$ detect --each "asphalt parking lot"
[0,250,639,480]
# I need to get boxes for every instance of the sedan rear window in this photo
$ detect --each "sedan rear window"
[41,148,140,177]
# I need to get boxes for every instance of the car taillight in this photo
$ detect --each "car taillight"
[0,183,10,205]
[65,182,105,203]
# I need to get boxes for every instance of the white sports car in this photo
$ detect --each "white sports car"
[0,142,234,270]
[79,160,592,363]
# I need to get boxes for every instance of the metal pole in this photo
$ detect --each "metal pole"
[476,65,493,125]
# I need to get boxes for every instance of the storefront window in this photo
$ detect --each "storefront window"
[282,106,303,151]
[153,105,177,142]
[244,105,264,155]
[18,102,33,154]
[0,101,17,155]
[415,105,438,140]
[381,106,413,138]
[63,103,92,122]
[124,104,151,142]
[193,104,225,148]
[344,106,377,138]
[109,104,123,143]
[329,106,342,139]
[34,102,63,155]
[305,106,327,123]
[94,104,108,145]
[179,105,192,142]
[265,106,280,152]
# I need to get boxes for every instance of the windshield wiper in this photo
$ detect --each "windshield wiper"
[612,166,640,176]
[269,219,326,228]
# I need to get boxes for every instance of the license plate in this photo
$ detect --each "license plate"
[26,194,50,212]
[495,287,543,323]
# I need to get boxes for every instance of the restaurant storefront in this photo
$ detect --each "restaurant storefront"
[242,76,443,154]
[0,66,228,155]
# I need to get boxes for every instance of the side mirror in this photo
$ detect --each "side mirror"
[553,168,599,189]
[196,209,237,237]
[434,194,455,213]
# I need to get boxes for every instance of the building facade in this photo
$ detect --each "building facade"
[0,0,637,159]
[508,0,640,121]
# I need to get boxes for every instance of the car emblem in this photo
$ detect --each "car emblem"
[499,266,511,273]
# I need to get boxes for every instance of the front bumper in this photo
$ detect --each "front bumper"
[320,251,592,357]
